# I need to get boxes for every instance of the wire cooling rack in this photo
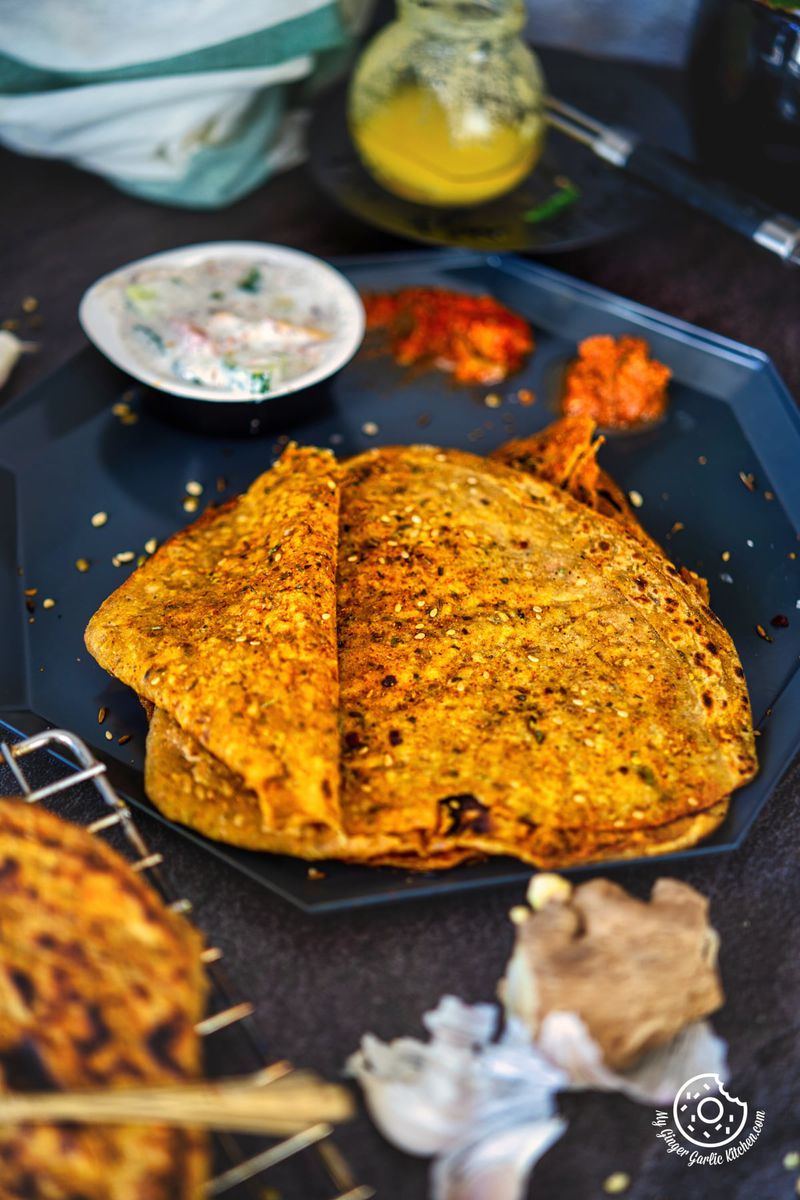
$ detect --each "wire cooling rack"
[0,726,373,1200]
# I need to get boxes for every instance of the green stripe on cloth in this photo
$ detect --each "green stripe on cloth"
[0,6,350,94]
[109,86,289,209]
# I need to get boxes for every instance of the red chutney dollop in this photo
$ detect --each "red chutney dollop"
[362,287,534,385]
[563,334,671,428]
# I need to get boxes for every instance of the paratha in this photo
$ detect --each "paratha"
[144,704,730,869]
[334,443,754,865]
[85,444,341,837]
[0,800,206,1199]
[127,428,756,869]
[491,415,710,603]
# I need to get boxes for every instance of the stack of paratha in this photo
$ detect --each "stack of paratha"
[85,420,757,870]
[0,800,207,1199]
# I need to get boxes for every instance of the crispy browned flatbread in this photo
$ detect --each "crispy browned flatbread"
[144,706,729,869]
[138,430,754,870]
[491,415,710,603]
[335,444,753,863]
[0,800,207,1199]
[85,444,341,836]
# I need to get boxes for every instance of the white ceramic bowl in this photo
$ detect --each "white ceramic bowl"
[79,240,365,407]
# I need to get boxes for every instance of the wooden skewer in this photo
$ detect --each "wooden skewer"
[0,1069,354,1136]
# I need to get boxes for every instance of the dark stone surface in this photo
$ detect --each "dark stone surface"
[1,97,799,1200]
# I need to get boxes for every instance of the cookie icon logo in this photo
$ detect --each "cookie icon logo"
[673,1074,748,1149]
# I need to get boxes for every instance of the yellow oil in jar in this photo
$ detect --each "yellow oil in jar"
[351,84,543,206]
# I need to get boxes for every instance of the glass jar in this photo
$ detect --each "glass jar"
[348,0,546,207]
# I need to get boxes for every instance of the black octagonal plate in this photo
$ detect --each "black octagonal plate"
[2,250,799,912]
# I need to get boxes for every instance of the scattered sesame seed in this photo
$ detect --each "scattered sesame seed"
[21,296,38,313]
[446,629,457,636]
[98,707,108,724]
[118,734,132,745]
[628,490,643,508]
[307,866,326,880]
[112,401,131,417]
[756,624,773,642]
[347,554,358,563]
[484,393,501,408]
[116,551,134,563]
[603,1172,630,1194]
[739,471,756,492]
[411,514,422,525]
[24,587,37,597]
[783,1151,800,1170]
[42,597,55,609]
[91,511,108,527]
[321,612,331,621]
[361,421,379,437]
[616,710,628,718]
[185,480,203,496]
[746,539,754,547]
[527,655,539,663]
[75,558,90,572]
[721,550,731,562]
[144,537,158,555]
[764,490,774,501]
[571,698,584,707]
[104,730,113,741]
[669,521,684,535]
[572,793,587,804]
[414,632,425,640]
[183,496,199,513]
[517,388,535,406]
[429,607,438,617]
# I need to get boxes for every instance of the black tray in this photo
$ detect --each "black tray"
[2,250,799,912]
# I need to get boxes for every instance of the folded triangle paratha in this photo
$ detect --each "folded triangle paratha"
[115,427,756,870]
[85,444,341,837]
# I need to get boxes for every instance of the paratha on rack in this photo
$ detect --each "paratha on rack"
[85,444,341,839]
[0,799,207,1199]
[135,428,755,869]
